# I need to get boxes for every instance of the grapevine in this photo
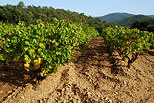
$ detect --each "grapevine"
[102,26,154,67]
[0,18,99,77]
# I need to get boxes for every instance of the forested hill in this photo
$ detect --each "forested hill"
[0,4,112,33]
[112,15,154,28]
[97,12,154,22]
[98,13,134,22]
[149,15,154,17]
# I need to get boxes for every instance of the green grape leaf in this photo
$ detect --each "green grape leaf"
[0,54,4,61]
[39,43,45,49]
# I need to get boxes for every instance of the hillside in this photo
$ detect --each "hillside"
[0,5,112,33]
[97,13,134,22]
[112,15,154,27]
[149,15,154,17]
[0,3,154,103]
[97,12,154,23]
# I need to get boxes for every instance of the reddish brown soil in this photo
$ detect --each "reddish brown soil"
[0,37,154,103]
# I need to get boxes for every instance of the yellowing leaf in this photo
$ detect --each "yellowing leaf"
[52,39,56,43]
[40,70,46,77]
[34,62,40,69]
[38,58,42,63]
[24,62,30,68]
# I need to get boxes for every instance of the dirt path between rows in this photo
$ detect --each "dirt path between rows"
[1,37,154,103]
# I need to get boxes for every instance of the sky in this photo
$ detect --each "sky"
[0,0,153,16]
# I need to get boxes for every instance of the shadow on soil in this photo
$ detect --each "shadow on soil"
[73,37,120,75]
[0,66,30,86]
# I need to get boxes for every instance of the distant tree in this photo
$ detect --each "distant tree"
[131,21,154,32]
[18,1,25,7]
[146,25,154,32]
[131,21,148,31]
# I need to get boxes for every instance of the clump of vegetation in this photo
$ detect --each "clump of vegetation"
[102,26,154,67]
[0,18,99,77]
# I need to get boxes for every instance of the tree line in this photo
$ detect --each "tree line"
[131,20,154,33]
[0,1,112,33]
[112,15,154,32]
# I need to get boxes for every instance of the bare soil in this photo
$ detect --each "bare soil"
[0,37,154,103]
